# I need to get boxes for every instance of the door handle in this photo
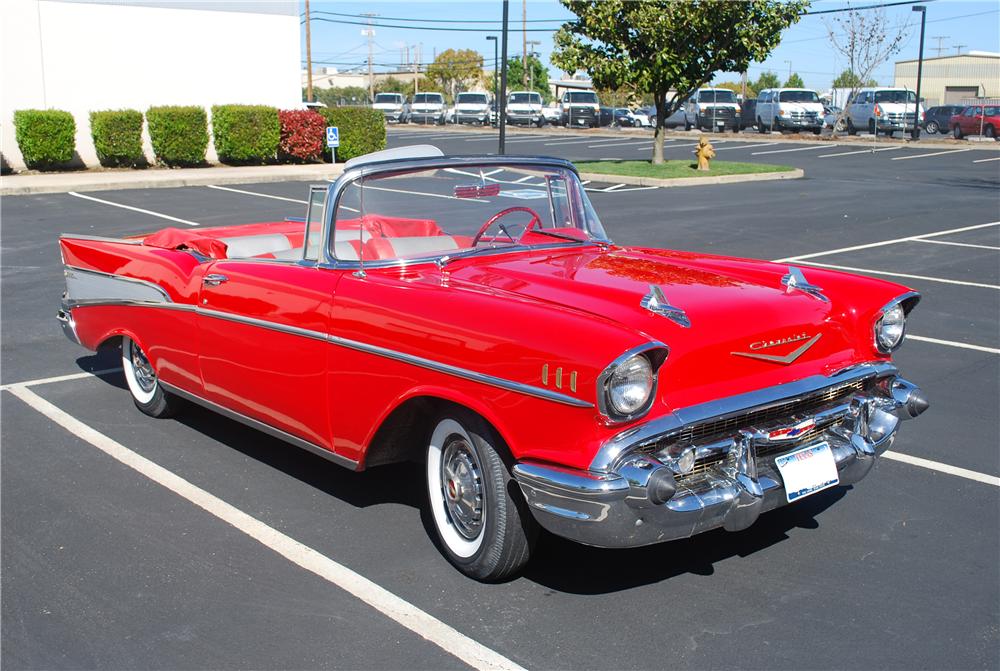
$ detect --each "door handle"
[203,273,229,286]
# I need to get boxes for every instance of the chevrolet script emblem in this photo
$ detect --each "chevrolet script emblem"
[731,333,822,365]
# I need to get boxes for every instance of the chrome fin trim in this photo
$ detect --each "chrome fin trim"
[65,265,172,304]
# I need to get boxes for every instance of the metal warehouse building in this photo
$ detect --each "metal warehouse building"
[894,51,1000,106]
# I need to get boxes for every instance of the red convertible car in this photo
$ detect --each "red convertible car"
[58,146,928,580]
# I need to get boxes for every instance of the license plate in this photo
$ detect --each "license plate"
[774,442,839,503]
[716,120,725,126]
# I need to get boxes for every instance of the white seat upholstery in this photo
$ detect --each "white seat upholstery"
[378,236,463,258]
[221,234,292,258]
[271,241,360,261]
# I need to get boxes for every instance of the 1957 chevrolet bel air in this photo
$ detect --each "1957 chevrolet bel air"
[58,146,928,580]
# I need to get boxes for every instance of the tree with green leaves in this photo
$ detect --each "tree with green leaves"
[754,71,781,92]
[784,72,805,88]
[552,0,807,163]
[376,76,432,98]
[505,55,551,102]
[309,86,370,107]
[832,69,878,88]
[715,80,755,99]
[426,48,483,101]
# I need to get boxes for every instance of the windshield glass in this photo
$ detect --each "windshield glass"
[567,92,598,104]
[457,93,488,105]
[412,94,443,104]
[779,90,820,103]
[698,90,737,103]
[374,94,402,104]
[509,92,541,104]
[331,164,607,263]
[874,90,916,104]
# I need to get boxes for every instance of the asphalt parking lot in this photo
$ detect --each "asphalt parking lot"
[2,127,998,670]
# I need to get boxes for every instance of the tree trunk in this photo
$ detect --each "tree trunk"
[653,90,667,165]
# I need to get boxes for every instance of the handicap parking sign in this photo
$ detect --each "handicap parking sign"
[326,126,340,148]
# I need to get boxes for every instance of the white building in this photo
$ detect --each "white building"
[1,0,301,170]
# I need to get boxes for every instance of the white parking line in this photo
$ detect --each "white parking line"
[713,142,780,151]
[68,191,200,227]
[907,335,1000,355]
[972,156,1000,163]
[0,368,122,392]
[751,144,829,156]
[543,137,606,146]
[891,148,972,161]
[795,260,1000,289]
[915,239,1000,251]
[774,221,1000,262]
[206,184,307,204]
[881,451,1000,487]
[818,146,903,158]
[586,140,657,148]
[6,386,524,671]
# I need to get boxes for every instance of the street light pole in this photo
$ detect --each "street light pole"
[911,5,927,140]
[304,0,313,102]
[499,0,510,154]
[486,36,498,126]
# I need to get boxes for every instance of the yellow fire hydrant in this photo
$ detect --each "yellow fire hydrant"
[695,136,715,171]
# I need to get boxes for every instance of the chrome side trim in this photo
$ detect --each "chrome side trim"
[158,381,359,471]
[195,307,328,342]
[60,234,144,245]
[590,361,899,472]
[65,299,195,312]
[64,265,172,304]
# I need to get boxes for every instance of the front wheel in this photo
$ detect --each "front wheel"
[953,125,963,139]
[425,409,536,581]
[926,120,940,134]
[985,125,996,140]
[122,336,178,418]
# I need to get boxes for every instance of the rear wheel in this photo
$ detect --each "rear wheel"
[425,408,536,581]
[122,336,177,418]
[985,125,996,140]
[847,118,857,135]
[953,125,963,139]
[757,117,766,134]
[684,117,692,131]
[868,119,877,136]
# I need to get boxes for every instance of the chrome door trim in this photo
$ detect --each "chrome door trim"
[158,381,360,471]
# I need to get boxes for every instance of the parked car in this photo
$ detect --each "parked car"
[684,88,741,132]
[408,92,447,125]
[922,105,965,135]
[739,98,757,131]
[598,106,614,127]
[372,92,407,123]
[613,108,651,127]
[656,105,688,129]
[541,103,562,125]
[845,88,924,136]
[756,88,824,134]
[506,90,546,127]
[453,92,492,126]
[57,146,928,581]
[560,90,601,127]
[949,104,1000,140]
[823,105,845,131]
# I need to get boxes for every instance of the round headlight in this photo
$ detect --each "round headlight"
[608,354,653,416]
[876,304,906,352]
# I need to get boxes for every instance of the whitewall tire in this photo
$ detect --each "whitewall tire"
[122,336,177,418]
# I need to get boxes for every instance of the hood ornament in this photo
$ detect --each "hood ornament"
[640,285,691,328]
[732,333,822,365]
[782,266,828,302]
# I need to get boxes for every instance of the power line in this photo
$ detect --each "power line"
[303,9,567,24]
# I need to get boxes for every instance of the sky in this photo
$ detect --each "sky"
[300,0,1000,93]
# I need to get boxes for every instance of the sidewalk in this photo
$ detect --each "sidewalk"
[0,162,346,196]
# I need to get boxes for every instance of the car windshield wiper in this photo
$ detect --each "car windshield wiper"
[527,229,593,243]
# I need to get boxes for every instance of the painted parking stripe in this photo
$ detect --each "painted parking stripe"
[0,368,122,392]
[881,451,1000,487]
[584,139,654,148]
[5,386,525,671]
[818,146,903,158]
[751,144,829,156]
[68,191,200,227]
[907,335,1000,355]
[774,220,1000,262]
[891,148,972,161]
[713,142,780,151]
[207,184,307,204]
[543,137,609,146]
[972,156,1000,163]
[915,239,1000,251]
[795,260,1000,290]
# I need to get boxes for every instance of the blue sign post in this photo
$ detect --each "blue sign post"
[326,126,340,162]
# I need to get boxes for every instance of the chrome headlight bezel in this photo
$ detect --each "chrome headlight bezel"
[874,291,921,354]
[596,343,668,424]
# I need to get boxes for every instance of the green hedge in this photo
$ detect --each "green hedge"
[318,107,386,162]
[13,109,76,170]
[90,109,145,167]
[211,104,280,164]
[146,105,208,167]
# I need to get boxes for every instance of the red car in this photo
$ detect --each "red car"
[950,104,1000,140]
[58,147,928,580]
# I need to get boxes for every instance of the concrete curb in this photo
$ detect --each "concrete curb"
[0,163,346,196]
[577,167,804,188]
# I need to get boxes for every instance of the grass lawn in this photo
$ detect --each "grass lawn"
[574,160,793,178]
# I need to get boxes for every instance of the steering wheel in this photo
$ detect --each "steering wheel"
[472,206,543,246]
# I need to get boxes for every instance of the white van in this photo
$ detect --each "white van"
[559,90,600,128]
[507,91,546,127]
[756,88,824,134]
[372,93,406,123]
[408,92,447,125]
[846,88,924,136]
[684,88,741,132]
[453,92,491,125]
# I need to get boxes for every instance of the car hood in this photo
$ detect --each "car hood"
[373,103,403,110]
[449,246,902,409]
[781,102,823,112]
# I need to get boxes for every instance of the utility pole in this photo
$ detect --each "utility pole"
[784,60,792,83]
[526,40,540,91]
[415,44,421,94]
[522,0,527,86]
[740,70,748,99]
[930,36,949,57]
[304,0,313,102]
[500,0,510,154]
[361,13,376,104]
[911,5,927,140]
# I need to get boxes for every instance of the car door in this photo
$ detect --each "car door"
[196,186,343,450]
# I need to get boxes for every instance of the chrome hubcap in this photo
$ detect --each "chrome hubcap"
[129,340,156,393]
[440,437,484,540]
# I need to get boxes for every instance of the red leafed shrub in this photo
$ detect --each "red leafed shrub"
[279,110,325,162]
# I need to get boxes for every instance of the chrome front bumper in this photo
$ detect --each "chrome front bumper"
[513,363,928,548]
